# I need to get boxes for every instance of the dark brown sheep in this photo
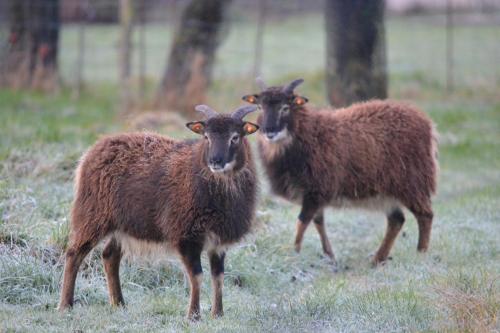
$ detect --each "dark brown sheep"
[58,105,260,320]
[243,78,438,265]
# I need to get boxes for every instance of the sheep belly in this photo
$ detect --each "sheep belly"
[113,231,177,263]
[112,231,230,263]
[330,195,402,214]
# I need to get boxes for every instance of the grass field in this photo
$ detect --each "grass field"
[1,14,500,332]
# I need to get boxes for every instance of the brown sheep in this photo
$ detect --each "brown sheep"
[58,105,260,320]
[243,78,438,265]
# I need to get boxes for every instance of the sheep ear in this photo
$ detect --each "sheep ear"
[293,96,308,106]
[242,94,259,104]
[186,121,205,135]
[242,122,259,135]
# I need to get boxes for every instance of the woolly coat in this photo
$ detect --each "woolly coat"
[70,132,257,251]
[257,100,438,215]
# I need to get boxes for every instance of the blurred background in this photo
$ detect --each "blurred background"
[1,0,499,114]
[0,1,499,331]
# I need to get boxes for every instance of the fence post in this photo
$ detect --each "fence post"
[73,0,87,99]
[252,0,266,86]
[446,0,454,93]
[138,1,146,104]
[119,0,134,112]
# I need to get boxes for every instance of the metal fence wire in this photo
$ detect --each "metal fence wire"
[0,0,499,101]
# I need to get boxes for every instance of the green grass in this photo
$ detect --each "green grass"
[1,13,500,332]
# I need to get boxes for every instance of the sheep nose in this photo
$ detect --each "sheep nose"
[209,157,224,168]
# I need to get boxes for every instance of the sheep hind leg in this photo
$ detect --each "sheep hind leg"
[294,196,320,254]
[412,206,434,253]
[294,220,310,253]
[372,207,405,265]
[102,236,125,307]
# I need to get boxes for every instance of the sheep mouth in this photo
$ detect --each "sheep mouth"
[209,160,236,174]
[263,128,289,143]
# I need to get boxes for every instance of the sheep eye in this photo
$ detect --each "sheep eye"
[231,134,240,144]
[281,105,290,114]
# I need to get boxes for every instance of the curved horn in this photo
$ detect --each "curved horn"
[255,77,267,91]
[282,78,304,94]
[195,104,218,119]
[231,105,258,120]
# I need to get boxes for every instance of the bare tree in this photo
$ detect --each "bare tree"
[0,0,60,90]
[156,0,232,116]
[325,0,387,107]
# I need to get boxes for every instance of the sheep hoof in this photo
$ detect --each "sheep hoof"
[294,243,302,253]
[187,312,201,322]
[57,305,71,313]
[417,246,429,253]
[371,256,389,267]
[325,251,336,262]
[211,310,224,319]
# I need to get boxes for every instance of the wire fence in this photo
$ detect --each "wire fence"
[0,0,499,103]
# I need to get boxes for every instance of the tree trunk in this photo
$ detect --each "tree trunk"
[0,0,30,88]
[156,0,232,116]
[31,0,60,90]
[325,0,387,107]
[0,0,60,90]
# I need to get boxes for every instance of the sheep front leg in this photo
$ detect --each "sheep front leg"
[294,195,320,253]
[312,210,336,262]
[179,241,203,321]
[208,251,225,318]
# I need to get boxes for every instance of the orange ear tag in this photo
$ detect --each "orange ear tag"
[192,123,203,133]
[244,123,257,134]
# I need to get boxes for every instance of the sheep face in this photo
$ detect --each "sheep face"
[187,116,258,174]
[242,79,308,143]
